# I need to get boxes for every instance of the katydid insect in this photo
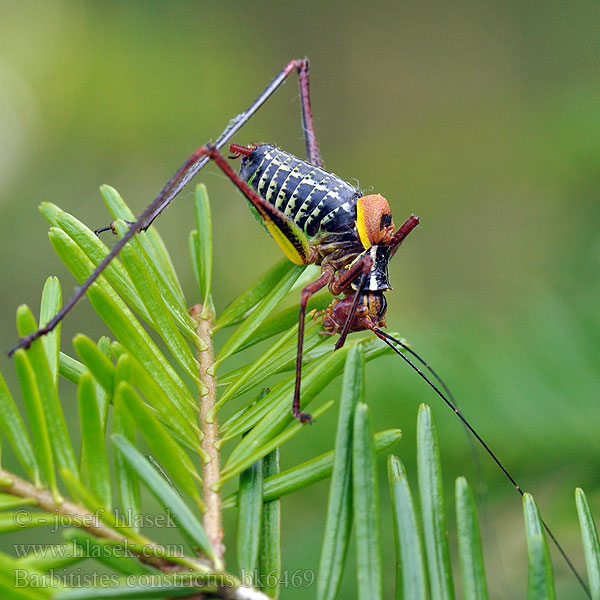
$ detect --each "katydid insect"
[228,141,419,422]
[7,58,590,594]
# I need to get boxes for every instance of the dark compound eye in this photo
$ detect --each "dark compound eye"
[379,212,392,230]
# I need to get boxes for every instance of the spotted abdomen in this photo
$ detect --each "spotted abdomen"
[239,144,359,238]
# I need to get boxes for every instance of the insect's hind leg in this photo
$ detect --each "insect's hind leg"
[210,59,322,168]
[142,58,323,228]
[294,58,323,167]
[93,58,322,236]
[8,58,322,355]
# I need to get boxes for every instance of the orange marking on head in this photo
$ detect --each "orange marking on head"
[356,194,395,249]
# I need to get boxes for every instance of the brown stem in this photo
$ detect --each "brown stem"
[190,304,224,561]
[0,468,183,570]
[1,467,273,598]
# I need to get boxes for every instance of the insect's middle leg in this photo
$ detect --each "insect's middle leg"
[293,268,334,423]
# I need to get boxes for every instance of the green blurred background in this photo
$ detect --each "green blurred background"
[1,1,599,597]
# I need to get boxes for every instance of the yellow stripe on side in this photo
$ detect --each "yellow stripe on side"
[265,220,306,265]
[356,197,372,250]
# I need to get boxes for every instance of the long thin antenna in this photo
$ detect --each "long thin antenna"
[386,336,457,406]
[373,327,590,598]
[391,336,516,593]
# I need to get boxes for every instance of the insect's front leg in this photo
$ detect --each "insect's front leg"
[329,254,374,350]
